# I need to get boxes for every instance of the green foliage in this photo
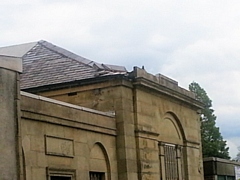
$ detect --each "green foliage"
[234,147,240,161]
[189,82,230,159]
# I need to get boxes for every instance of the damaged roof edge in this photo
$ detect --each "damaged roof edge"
[38,40,127,72]
[0,40,127,73]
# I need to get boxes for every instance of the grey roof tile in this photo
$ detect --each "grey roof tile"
[3,40,128,90]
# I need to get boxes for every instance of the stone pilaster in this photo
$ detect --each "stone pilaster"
[0,57,22,180]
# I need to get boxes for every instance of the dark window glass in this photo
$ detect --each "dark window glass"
[89,172,105,180]
[50,176,71,180]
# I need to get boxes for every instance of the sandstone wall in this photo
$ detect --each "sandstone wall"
[0,59,22,180]
[20,92,118,180]
[37,70,203,180]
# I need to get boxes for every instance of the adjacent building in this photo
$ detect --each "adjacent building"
[0,40,204,180]
[203,157,240,180]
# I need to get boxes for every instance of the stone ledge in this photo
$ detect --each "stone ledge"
[21,111,117,136]
[21,91,115,117]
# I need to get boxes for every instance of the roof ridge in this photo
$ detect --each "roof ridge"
[38,40,97,68]
[37,40,127,72]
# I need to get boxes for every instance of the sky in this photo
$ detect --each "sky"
[1,0,240,158]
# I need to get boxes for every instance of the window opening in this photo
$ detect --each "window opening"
[47,168,75,180]
[68,92,77,96]
[164,144,178,180]
[50,176,71,180]
[89,171,105,180]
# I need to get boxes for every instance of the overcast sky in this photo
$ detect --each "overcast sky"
[1,0,240,158]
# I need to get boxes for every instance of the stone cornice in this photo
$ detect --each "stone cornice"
[129,67,204,109]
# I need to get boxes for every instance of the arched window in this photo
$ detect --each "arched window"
[89,143,111,180]
[158,112,186,180]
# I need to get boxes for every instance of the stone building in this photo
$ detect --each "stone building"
[203,157,240,180]
[0,41,204,180]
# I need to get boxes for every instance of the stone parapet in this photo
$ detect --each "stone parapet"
[130,66,203,109]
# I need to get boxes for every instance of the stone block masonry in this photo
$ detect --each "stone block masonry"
[0,57,22,180]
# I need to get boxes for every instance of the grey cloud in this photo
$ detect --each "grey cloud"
[1,0,240,157]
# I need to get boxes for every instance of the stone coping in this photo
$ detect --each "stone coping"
[130,67,203,109]
[203,157,240,165]
[131,67,195,99]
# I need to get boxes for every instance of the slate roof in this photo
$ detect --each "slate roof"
[0,40,127,90]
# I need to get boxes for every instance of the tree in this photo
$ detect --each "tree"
[189,82,230,159]
[234,147,240,162]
